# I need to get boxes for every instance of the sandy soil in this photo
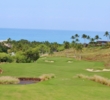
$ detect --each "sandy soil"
[67,61,73,63]
[86,68,110,72]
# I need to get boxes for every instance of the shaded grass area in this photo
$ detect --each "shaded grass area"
[0,57,110,100]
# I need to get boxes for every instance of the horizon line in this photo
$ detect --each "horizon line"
[0,27,105,32]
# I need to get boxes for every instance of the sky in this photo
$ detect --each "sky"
[0,0,110,31]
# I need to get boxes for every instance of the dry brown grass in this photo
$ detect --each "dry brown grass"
[76,74,88,79]
[76,74,110,86]
[0,68,3,74]
[39,74,56,81]
[0,76,20,84]
[52,48,110,68]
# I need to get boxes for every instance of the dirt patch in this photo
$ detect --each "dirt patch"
[18,77,41,85]
[86,68,110,72]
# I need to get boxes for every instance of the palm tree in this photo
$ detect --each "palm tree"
[90,38,95,46]
[75,34,79,39]
[71,36,75,40]
[75,39,79,43]
[90,38,95,43]
[82,34,87,44]
[104,31,109,42]
[87,35,90,43]
[82,34,87,47]
[95,35,100,41]
[87,35,90,40]
[71,35,76,44]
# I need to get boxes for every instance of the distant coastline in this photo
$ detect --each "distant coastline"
[0,28,106,44]
[0,27,105,32]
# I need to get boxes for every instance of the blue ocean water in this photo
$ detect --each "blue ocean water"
[0,28,106,44]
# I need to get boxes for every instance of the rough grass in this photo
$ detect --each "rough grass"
[77,74,110,86]
[39,74,56,81]
[53,47,110,68]
[0,57,110,100]
[0,76,20,84]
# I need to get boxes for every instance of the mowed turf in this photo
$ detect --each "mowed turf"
[0,57,110,100]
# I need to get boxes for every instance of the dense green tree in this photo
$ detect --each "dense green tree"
[63,41,70,49]
[0,43,8,53]
[16,54,26,63]
[24,48,39,63]
[38,44,48,54]
[0,53,13,62]
[57,45,64,51]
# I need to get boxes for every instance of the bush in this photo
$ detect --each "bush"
[15,48,40,63]
[15,54,26,63]
[25,48,39,62]
[0,53,13,63]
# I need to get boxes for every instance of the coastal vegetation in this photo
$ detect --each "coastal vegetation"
[0,31,110,63]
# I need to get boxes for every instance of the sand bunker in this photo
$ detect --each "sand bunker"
[86,68,110,72]
[67,61,73,63]
[45,60,54,63]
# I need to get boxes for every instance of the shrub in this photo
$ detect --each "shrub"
[15,48,40,63]
[0,76,20,84]
[15,54,26,63]
[0,53,13,63]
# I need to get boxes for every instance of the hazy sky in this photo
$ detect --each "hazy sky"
[0,0,110,31]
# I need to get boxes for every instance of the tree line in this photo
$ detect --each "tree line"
[0,31,109,62]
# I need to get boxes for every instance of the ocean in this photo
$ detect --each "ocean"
[0,28,106,44]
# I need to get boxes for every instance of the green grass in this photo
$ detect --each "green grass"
[0,57,110,100]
